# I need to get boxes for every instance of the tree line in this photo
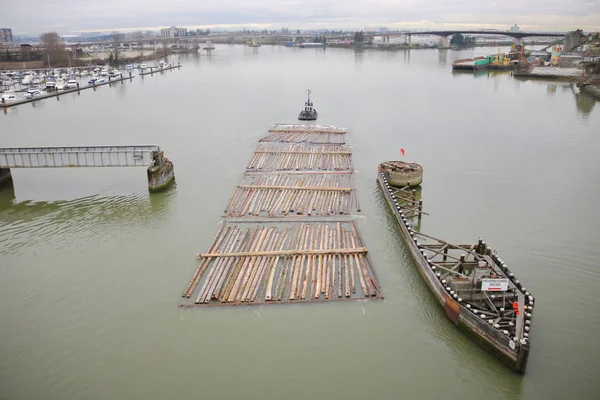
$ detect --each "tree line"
[450,33,476,48]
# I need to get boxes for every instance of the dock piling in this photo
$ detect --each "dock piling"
[0,168,12,188]
[147,150,175,192]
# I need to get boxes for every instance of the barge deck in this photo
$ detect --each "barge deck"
[377,170,534,373]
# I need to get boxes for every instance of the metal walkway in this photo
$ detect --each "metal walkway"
[0,145,161,168]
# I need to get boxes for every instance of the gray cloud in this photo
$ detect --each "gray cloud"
[5,0,600,35]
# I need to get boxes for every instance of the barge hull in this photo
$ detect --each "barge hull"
[376,175,529,373]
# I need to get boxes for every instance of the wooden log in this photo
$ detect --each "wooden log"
[244,228,276,301]
[196,227,241,303]
[220,228,257,302]
[343,230,350,297]
[184,223,230,297]
[265,228,290,301]
[196,247,369,258]
[349,230,369,296]
[350,223,374,296]
[347,231,356,293]
[228,226,266,302]
[325,226,332,299]
[240,227,273,301]
[337,223,343,298]
[277,256,291,301]
[214,230,250,301]
[249,229,280,301]
[253,150,352,155]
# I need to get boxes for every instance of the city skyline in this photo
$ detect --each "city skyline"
[4,0,600,35]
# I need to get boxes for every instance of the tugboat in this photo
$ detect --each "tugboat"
[298,90,318,121]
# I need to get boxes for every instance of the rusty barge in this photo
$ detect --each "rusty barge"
[377,161,533,373]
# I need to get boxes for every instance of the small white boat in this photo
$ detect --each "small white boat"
[140,63,147,70]
[80,70,89,76]
[45,78,56,90]
[24,87,42,98]
[100,67,109,76]
[66,79,78,89]
[55,79,67,90]
[88,77,106,85]
[1,93,17,103]
[109,69,121,79]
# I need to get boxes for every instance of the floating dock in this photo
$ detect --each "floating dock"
[139,64,182,76]
[377,168,534,373]
[181,124,381,307]
[1,75,135,108]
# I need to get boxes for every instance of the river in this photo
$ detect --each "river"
[1,45,599,399]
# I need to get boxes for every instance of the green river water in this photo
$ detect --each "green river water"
[1,45,599,399]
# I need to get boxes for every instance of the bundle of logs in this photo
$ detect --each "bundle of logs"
[247,143,353,171]
[182,222,381,305]
[225,173,359,217]
[181,124,381,307]
[260,125,347,144]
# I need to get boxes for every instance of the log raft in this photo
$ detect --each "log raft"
[181,124,381,307]
[377,169,534,374]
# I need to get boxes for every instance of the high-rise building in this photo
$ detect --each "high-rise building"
[160,26,187,38]
[510,24,520,33]
[1,28,13,42]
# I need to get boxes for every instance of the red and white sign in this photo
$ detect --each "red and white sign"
[482,278,509,291]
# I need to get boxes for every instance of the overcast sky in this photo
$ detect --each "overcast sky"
[5,0,600,35]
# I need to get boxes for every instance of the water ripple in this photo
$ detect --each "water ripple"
[0,191,175,256]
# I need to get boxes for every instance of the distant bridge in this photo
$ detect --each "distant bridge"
[384,30,566,39]
[77,30,567,46]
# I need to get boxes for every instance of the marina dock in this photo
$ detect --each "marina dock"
[377,166,533,373]
[181,124,381,307]
[1,75,135,108]
[139,63,182,76]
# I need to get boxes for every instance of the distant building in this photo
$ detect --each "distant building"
[1,28,13,42]
[161,26,187,38]
[510,24,520,33]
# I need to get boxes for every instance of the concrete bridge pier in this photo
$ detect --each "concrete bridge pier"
[439,36,450,49]
[0,168,12,188]
[147,151,175,192]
